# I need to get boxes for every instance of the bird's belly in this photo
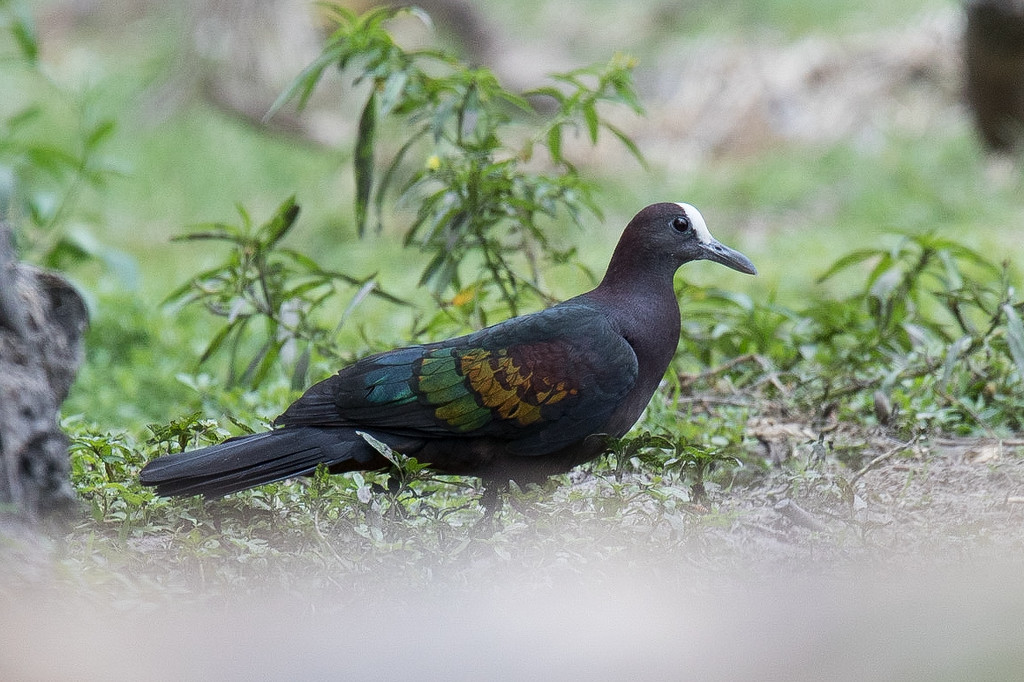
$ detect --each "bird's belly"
[408,434,605,485]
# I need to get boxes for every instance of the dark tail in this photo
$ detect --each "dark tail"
[139,427,382,498]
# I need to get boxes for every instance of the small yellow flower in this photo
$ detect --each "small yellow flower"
[612,52,638,69]
[451,287,475,307]
[426,155,441,171]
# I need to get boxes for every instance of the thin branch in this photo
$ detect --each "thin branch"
[679,353,760,386]
[850,436,919,487]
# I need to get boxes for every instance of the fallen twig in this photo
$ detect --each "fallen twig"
[675,395,752,408]
[680,353,760,384]
[850,437,919,487]
[934,437,1024,448]
[774,498,827,532]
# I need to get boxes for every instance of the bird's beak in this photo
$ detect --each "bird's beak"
[700,239,758,275]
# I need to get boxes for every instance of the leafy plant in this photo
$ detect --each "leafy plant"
[168,5,646,387]
[0,1,120,269]
[607,428,743,505]
[673,228,1024,435]
[68,428,151,525]
[271,4,644,320]
[146,411,232,455]
[816,230,1003,347]
[165,197,408,388]
[809,232,1024,427]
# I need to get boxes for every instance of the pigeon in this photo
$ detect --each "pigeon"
[140,202,756,498]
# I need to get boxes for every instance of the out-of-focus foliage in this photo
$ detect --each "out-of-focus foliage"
[272,5,644,322]
[675,231,1024,435]
[0,0,123,272]
[164,197,408,389]
[171,5,646,388]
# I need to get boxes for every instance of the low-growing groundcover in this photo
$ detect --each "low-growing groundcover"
[3,4,1024,678]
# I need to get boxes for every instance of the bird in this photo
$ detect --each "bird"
[140,202,756,500]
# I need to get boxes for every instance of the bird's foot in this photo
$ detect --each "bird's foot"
[472,480,508,535]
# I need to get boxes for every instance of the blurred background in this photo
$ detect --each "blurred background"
[3,0,1018,426]
[3,1,1024,678]
[17,0,1023,294]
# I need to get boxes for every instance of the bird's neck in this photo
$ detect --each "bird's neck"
[591,242,680,312]
[572,267,681,438]
[585,267,681,372]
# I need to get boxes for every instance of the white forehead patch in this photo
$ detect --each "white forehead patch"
[675,202,714,244]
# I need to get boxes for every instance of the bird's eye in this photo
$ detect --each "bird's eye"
[672,215,692,232]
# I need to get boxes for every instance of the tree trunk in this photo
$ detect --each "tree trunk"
[0,223,87,523]
[964,0,1024,152]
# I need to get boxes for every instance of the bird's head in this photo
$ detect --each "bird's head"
[608,202,757,280]
[666,202,757,275]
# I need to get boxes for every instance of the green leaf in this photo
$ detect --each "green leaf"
[292,347,311,391]
[42,234,94,269]
[258,196,300,247]
[334,279,380,335]
[85,119,116,151]
[198,323,236,365]
[234,202,254,229]
[938,335,972,392]
[375,125,428,219]
[583,99,599,143]
[378,71,409,117]
[868,265,902,303]
[937,249,963,290]
[265,41,348,120]
[240,338,283,388]
[357,431,397,463]
[252,338,284,388]
[9,9,38,63]
[943,241,1000,272]
[354,90,378,236]
[418,248,460,294]
[24,145,80,177]
[816,248,884,284]
[604,122,646,167]
[496,88,533,113]
[171,226,241,243]
[1002,303,1024,385]
[2,105,41,131]
[525,86,566,105]
[547,125,563,163]
[280,279,328,301]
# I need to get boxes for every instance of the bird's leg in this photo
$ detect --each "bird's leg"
[476,479,508,529]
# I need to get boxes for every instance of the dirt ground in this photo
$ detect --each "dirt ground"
[704,429,1024,568]
[5,424,1024,681]
[4,446,1024,682]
